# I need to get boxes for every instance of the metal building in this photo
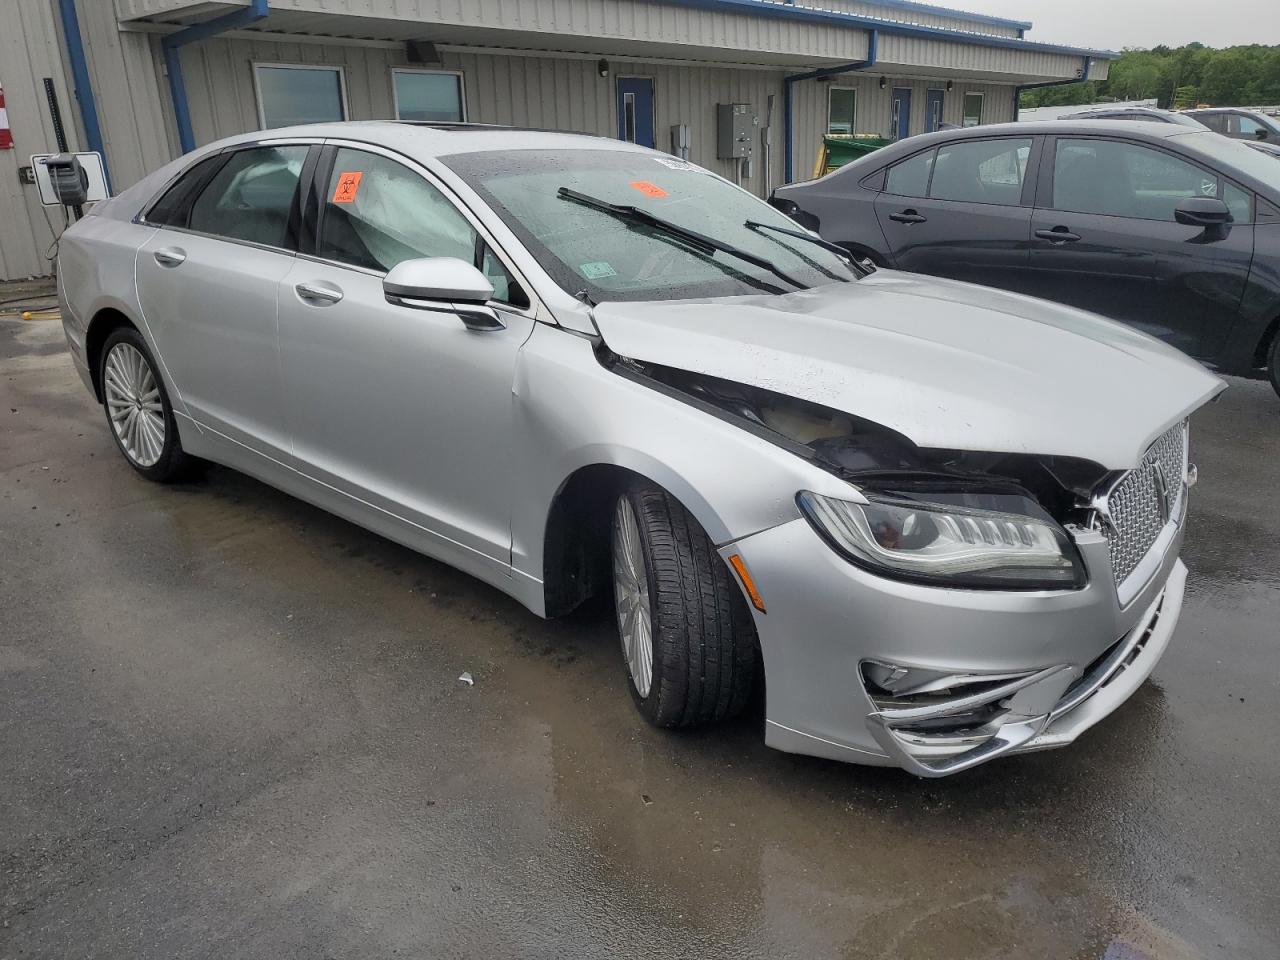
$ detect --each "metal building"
[0,0,1114,281]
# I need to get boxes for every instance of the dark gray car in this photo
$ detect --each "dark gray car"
[1185,108,1280,143]
[771,120,1280,396]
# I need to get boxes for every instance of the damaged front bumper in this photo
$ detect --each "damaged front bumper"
[724,511,1186,777]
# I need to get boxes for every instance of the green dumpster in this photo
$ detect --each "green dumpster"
[816,135,892,177]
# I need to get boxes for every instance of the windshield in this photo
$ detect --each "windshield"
[1182,131,1280,190]
[440,149,860,302]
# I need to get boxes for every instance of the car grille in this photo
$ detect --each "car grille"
[1100,421,1188,586]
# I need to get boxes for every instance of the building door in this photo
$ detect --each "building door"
[617,77,656,148]
[925,89,945,133]
[891,88,912,140]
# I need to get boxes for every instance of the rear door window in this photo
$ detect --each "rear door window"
[884,149,935,197]
[146,155,228,227]
[928,138,1032,205]
[187,145,309,248]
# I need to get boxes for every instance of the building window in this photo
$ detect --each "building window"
[827,88,857,135]
[962,92,984,128]
[392,70,465,122]
[255,64,347,129]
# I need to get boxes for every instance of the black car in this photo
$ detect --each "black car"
[771,121,1280,396]
[1058,107,1207,128]
[1184,108,1280,143]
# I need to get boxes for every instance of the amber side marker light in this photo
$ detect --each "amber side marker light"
[728,554,767,613]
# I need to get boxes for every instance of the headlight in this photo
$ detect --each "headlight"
[797,488,1086,590]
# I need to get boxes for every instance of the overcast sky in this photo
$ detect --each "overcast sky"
[957,0,1280,50]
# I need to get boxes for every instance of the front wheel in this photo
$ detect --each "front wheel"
[611,482,757,728]
[99,327,197,482]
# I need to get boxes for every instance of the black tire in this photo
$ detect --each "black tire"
[611,481,757,728]
[1269,333,1280,400]
[99,326,198,483]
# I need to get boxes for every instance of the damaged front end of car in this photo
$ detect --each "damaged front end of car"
[602,350,1200,775]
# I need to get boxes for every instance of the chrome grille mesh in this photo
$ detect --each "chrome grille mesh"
[1102,422,1188,586]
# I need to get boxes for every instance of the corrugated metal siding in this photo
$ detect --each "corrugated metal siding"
[167,38,790,193]
[816,1,1023,39]
[262,0,869,62]
[790,76,1015,180]
[878,35,1085,79]
[115,0,241,20]
[0,1,81,279]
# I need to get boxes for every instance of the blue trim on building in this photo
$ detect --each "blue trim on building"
[783,30,879,184]
[56,0,111,191]
[670,0,1117,60]
[163,0,269,154]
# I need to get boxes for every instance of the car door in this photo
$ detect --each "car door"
[277,142,537,570]
[873,135,1039,292]
[1028,136,1254,359]
[135,142,311,460]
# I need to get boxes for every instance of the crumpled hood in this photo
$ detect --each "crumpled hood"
[591,271,1225,470]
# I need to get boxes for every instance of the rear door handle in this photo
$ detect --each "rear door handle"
[295,281,344,305]
[889,210,928,224]
[153,247,186,267]
[1034,227,1081,244]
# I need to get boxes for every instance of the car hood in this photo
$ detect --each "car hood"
[591,271,1226,470]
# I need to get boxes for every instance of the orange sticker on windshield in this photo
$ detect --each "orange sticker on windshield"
[332,171,363,203]
[629,180,668,198]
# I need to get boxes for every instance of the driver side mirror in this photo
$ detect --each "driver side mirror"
[1255,127,1269,141]
[383,257,503,330]
[1174,196,1232,227]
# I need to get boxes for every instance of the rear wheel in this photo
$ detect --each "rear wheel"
[611,482,757,728]
[1269,333,1280,400]
[99,327,197,482]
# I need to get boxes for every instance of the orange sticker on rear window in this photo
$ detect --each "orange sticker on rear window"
[332,171,363,203]
[629,180,668,198]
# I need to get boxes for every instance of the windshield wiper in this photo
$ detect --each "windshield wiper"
[557,187,807,290]
[745,220,872,278]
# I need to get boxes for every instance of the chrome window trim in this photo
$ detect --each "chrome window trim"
[316,137,544,321]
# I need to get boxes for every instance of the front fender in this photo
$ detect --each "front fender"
[510,325,858,592]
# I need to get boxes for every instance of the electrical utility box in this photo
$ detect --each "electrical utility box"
[716,103,756,160]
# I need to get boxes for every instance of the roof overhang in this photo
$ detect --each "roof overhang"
[113,0,1115,81]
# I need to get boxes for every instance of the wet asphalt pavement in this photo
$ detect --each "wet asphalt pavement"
[2,311,1278,960]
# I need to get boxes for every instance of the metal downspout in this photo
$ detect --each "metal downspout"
[1013,56,1093,119]
[783,29,878,184]
[163,0,270,154]
[56,0,110,191]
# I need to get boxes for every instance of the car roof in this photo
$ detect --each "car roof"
[203,120,649,160]
[874,119,1204,146]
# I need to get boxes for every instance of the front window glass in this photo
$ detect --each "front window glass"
[885,149,935,197]
[1182,131,1280,190]
[828,88,857,135]
[394,71,464,122]
[440,149,860,303]
[962,93,983,128]
[929,138,1031,205]
[256,65,346,128]
[1053,138,1219,220]
[188,145,308,247]
[1224,182,1253,223]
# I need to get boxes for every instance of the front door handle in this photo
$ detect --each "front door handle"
[153,247,186,267]
[295,281,344,305]
[1035,227,1081,244]
[889,209,928,224]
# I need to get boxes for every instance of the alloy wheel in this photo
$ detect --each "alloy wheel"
[613,497,654,698]
[104,342,165,468]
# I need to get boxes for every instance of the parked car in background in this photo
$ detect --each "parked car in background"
[58,123,1223,776]
[771,120,1280,397]
[1184,107,1280,143]
[1058,107,1207,128]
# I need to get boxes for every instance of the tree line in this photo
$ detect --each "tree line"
[1020,43,1280,110]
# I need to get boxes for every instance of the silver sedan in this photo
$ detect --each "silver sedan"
[57,122,1224,776]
